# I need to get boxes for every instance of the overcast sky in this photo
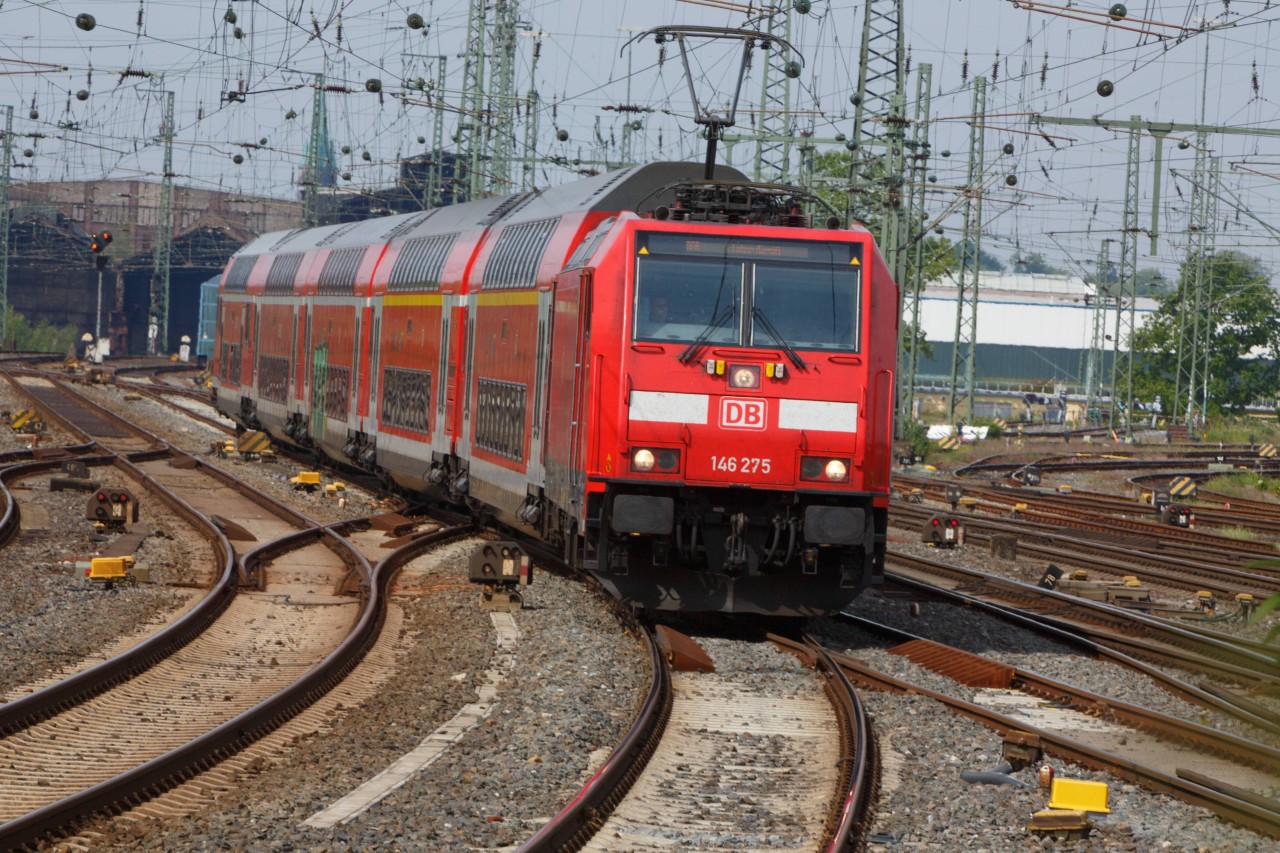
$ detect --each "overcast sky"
[2,1,1279,278]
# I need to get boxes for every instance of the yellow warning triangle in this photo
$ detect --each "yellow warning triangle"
[850,257,860,265]
[639,246,649,255]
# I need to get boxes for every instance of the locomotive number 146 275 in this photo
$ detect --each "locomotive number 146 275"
[709,455,772,474]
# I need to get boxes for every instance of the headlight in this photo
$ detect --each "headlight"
[800,455,851,483]
[630,447,681,473]
[632,448,655,472]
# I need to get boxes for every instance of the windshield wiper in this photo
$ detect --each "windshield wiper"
[677,303,737,364]
[752,307,806,371]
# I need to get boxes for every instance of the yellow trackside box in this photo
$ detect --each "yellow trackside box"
[290,471,321,491]
[86,555,135,583]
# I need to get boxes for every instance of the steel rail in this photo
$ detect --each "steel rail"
[825,648,1280,839]
[0,516,474,849]
[515,607,670,852]
[840,615,1280,774]
[768,634,876,852]
[880,571,1280,736]
[888,554,1280,685]
[891,501,1280,599]
[0,454,236,735]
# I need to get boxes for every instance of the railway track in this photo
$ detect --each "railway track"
[891,501,1280,601]
[820,620,1280,840]
[520,631,871,851]
[886,551,1280,688]
[0,365,472,847]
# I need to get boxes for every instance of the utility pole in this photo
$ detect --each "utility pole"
[150,88,174,356]
[0,106,11,349]
[898,63,931,429]
[946,77,986,425]
[1084,239,1114,421]
[489,0,519,193]
[847,0,905,226]
[1108,118,1141,434]
[458,0,488,198]
[429,57,448,205]
[752,4,796,182]
[521,34,543,190]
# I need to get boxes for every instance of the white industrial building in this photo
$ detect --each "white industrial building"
[911,271,1159,389]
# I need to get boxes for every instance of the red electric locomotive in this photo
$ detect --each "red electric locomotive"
[213,162,896,616]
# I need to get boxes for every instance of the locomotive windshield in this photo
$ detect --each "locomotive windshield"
[633,232,861,351]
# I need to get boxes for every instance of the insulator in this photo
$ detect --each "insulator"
[1002,142,1014,155]
[992,50,1000,82]
[961,49,969,82]
[232,154,243,164]
[75,13,96,31]
[76,90,89,101]
[1097,79,1115,97]
[365,78,382,93]
[1041,52,1048,87]
[407,13,424,30]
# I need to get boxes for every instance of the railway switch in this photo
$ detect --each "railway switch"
[469,541,532,611]
[1236,593,1257,618]
[1196,590,1216,615]
[923,515,962,548]
[1022,467,1041,486]
[86,488,139,528]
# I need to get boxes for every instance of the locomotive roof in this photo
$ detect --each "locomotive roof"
[229,162,748,257]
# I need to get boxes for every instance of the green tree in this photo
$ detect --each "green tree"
[1,306,80,354]
[1130,251,1280,414]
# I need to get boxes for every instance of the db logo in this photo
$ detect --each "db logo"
[720,398,767,430]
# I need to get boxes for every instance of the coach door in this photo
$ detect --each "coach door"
[569,271,593,492]
[310,344,328,440]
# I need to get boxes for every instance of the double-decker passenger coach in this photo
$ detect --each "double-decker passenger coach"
[213,162,896,616]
